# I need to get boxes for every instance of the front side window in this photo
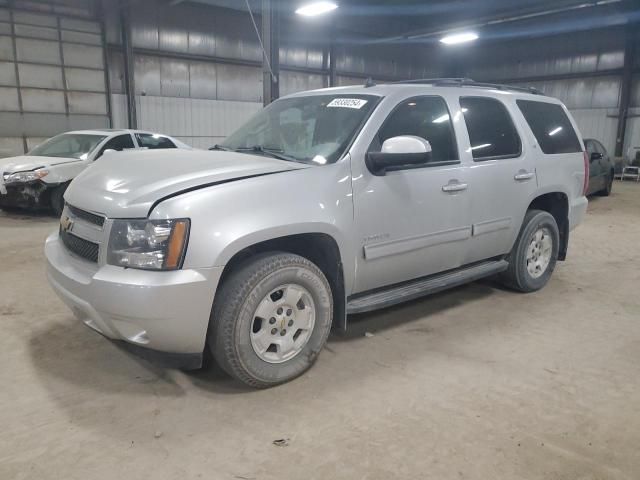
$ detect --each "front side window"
[136,133,177,149]
[516,100,581,154]
[96,134,136,159]
[460,97,521,161]
[371,96,458,163]
[222,94,378,165]
[29,133,107,160]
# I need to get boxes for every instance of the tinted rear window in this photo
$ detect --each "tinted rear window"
[460,97,521,161]
[516,100,581,154]
[136,133,177,149]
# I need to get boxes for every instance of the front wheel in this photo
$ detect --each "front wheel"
[209,252,333,388]
[501,209,559,293]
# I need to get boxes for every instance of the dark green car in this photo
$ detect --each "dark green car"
[584,138,614,196]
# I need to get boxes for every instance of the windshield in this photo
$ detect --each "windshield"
[222,94,378,165]
[29,133,107,159]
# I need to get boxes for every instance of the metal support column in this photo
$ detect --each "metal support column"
[120,0,137,129]
[262,0,280,105]
[615,25,636,158]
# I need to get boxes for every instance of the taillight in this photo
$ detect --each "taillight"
[582,151,589,196]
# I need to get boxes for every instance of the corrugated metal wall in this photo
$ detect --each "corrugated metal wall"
[0,1,636,158]
[462,28,628,155]
[0,0,108,158]
[105,0,426,148]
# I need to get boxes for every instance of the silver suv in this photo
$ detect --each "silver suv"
[45,80,589,388]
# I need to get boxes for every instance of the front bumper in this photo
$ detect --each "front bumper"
[45,231,223,368]
[0,180,51,209]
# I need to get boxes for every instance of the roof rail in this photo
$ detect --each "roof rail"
[391,77,541,95]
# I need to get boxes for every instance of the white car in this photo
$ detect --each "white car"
[0,129,191,215]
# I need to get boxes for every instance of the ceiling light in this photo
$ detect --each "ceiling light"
[432,114,450,123]
[295,1,338,16]
[440,32,478,45]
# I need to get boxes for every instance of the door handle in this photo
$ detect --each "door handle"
[514,172,534,181]
[442,182,468,192]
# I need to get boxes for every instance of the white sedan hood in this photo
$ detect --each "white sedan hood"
[65,149,308,218]
[0,155,82,173]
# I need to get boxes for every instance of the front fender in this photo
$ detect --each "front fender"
[43,161,88,185]
[150,161,357,291]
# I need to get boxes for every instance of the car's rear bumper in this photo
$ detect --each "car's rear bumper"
[569,195,588,231]
[45,231,223,368]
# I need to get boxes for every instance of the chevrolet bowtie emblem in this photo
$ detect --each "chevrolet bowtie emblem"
[60,215,74,233]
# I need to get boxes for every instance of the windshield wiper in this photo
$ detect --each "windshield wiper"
[209,144,232,151]
[233,145,301,163]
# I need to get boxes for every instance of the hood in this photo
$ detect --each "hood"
[0,155,83,173]
[65,149,308,218]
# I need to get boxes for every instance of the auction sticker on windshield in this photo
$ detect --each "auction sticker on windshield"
[327,98,368,109]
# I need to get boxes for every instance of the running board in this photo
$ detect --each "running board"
[347,259,508,314]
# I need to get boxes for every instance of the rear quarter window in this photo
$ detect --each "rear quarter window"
[516,100,581,154]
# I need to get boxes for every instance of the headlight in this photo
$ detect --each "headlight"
[3,169,48,184]
[107,219,190,270]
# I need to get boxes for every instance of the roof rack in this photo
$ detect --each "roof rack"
[391,77,541,95]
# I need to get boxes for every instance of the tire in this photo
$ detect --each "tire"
[501,209,559,293]
[209,252,333,388]
[598,173,613,197]
[50,183,69,217]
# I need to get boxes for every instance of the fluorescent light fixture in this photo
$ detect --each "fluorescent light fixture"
[440,32,479,45]
[469,143,492,151]
[433,108,466,124]
[548,126,563,136]
[295,1,338,16]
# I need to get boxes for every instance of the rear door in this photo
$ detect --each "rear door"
[595,140,611,184]
[458,96,537,264]
[585,139,603,194]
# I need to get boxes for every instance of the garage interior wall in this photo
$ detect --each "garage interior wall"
[0,0,637,157]
[460,27,636,156]
[104,0,427,149]
[0,0,109,158]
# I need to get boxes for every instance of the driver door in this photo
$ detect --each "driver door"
[351,95,472,293]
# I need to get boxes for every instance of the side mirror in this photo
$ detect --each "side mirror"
[590,152,603,162]
[366,136,433,176]
[95,149,116,160]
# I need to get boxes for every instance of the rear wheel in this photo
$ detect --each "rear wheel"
[501,209,559,293]
[209,252,333,388]
[50,182,69,217]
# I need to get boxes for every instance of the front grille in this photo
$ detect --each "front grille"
[60,228,99,263]
[66,203,105,227]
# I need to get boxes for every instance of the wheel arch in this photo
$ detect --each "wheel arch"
[216,231,348,331]
[527,191,569,260]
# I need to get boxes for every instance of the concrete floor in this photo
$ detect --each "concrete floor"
[1,182,639,480]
